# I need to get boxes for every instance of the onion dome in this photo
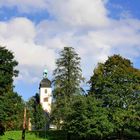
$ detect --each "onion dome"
[39,78,51,88]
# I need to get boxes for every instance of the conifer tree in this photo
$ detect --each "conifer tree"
[52,47,84,129]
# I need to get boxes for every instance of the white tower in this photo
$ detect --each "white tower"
[39,69,52,113]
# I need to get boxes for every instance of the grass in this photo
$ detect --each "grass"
[0,130,67,140]
[0,131,48,140]
[1,130,140,140]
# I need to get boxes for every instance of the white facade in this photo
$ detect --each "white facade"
[40,87,52,113]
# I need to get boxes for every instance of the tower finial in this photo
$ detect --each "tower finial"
[43,68,48,78]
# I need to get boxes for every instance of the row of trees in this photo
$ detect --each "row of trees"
[0,46,140,139]
[0,46,24,135]
[51,47,140,140]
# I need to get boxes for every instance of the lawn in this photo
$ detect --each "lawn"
[0,130,68,140]
[0,131,48,140]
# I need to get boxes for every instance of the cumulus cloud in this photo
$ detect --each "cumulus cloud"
[0,0,140,84]
[35,19,140,78]
[0,18,56,83]
[0,0,109,27]
[0,18,35,40]
[48,0,109,28]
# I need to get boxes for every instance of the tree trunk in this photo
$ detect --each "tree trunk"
[67,133,71,140]
[120,127,124,140]
[21,107,26,140]
[118,128,125,140]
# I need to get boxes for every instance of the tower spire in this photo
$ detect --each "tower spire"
[43,68,48,79]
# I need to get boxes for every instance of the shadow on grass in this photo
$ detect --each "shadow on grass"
[27,129,140,140]
[27,130,67,140]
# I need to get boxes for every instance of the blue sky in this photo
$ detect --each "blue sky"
[0,0,140,101]
[107,0,140,19]
[1,0,140,22]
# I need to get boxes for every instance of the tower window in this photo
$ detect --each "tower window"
[44,97,48,102]
[45,89,47,93]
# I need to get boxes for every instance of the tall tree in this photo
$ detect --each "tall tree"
[89,55,140,139]
[52,47,84,129]
[0,46,23,135]
[0,46,18,94]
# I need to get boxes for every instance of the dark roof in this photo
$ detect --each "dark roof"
[39,78,51,88]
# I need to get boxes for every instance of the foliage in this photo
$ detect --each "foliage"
[64,95,114,139]
[0,46,24,135]
[0,46,18,94]
[53,47,83,97]
[89,54,140,139]
[27,93,48,130]
[1,92,24,130]
[52,47,84,129]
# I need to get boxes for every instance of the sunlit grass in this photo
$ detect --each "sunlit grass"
[0,131,48,140]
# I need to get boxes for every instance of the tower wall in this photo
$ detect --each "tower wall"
[40,87,52,113]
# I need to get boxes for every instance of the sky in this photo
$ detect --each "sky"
[0,0,140,101]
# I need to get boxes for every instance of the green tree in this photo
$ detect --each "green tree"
[0,46,18,94]
[52,47,84,129]
[0,46,22,135]
[1,92,24,130]
[64,95,114,140]
[89,55,140,139]
[27,93,48,130]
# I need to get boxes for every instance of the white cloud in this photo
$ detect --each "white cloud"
[0,0,109,27]
[48,0,109,28]
[75,18,140,67]
[35,18,140,79]
[0,18,35,41]
[1,17,140,83]
[0,18,56,83]
[0,0,140,84]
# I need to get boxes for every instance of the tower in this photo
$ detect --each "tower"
[39,69,52,113]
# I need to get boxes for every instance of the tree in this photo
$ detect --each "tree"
[0,46,22,135]
[64,95,114,140]
[89,55,140,139]
[52,47,84,129]
[1,92,24,130]
[27,93,48,130]
[0,46,18,94]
